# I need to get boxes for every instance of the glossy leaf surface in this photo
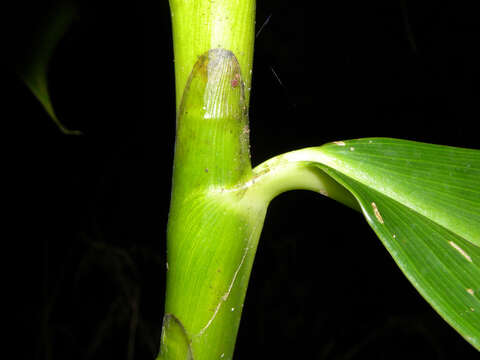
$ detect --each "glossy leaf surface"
[315,138,480,350]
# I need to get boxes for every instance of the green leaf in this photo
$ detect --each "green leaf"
[315,138,480,350]
[17,0,81,135]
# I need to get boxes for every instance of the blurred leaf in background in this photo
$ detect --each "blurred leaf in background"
[15,0,81,134]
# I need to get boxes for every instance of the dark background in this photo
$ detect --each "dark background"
[7,0,479,359]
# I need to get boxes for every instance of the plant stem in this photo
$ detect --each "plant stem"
[169,0,255,111]
[160,1,257,359]
[160,2,360,359]
[244,148,360,211]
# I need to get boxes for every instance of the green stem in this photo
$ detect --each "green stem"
[244,148,360,211]
[169,0,255,111]
[161,45,263,359]
[160,2,358,359]
[160,2,257,359]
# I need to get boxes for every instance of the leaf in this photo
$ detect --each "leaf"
[17,0,81,135]
[315,138,480,350]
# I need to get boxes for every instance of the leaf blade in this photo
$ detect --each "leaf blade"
[319,138,480,247]
[17,0,81,135]
[314,138,480,350]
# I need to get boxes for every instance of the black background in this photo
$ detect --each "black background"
[7,0,479,359]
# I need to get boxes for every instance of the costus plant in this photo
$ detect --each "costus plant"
[157,1,480,358]
[16,0,479,359]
